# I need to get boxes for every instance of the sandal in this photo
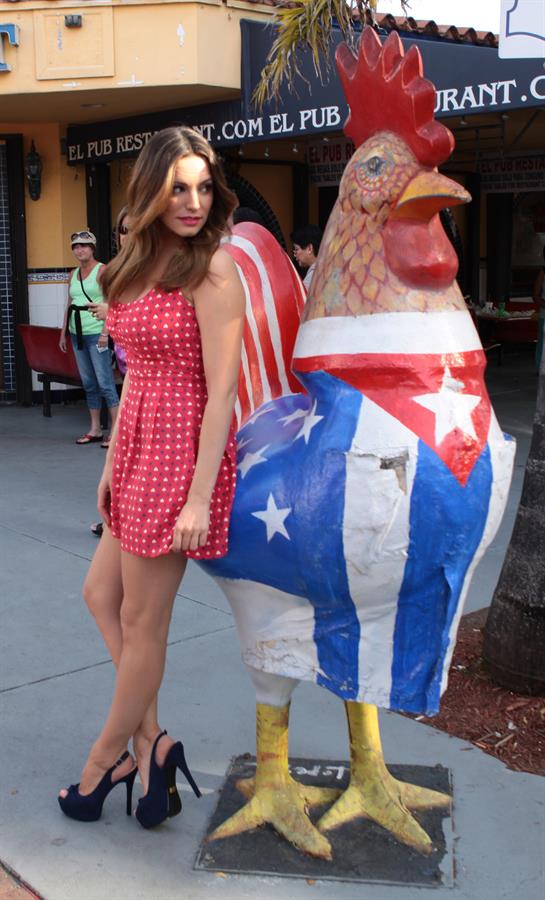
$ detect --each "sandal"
[76,433,103,445]
[90,523,104,538]
[101,435,111,449]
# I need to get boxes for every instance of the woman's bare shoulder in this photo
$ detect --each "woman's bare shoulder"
[207,246,238,280]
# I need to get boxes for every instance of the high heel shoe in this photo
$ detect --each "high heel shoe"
[135,731,201,829]
[164,739,202,819]
[58,751,137,822]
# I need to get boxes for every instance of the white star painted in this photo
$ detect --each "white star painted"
[237,445,270,479]
[413,367,480,444]
[236,436,252,452]
[249,405,273,425]
[252,493,292,542]
[279,407,308,427]
[294,400,324,445]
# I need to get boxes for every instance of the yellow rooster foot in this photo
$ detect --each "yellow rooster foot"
[207,702,334,859]
[317,770,449,855]
[317,701,451,855]
[234,773,342,808]
[208,782,333,860]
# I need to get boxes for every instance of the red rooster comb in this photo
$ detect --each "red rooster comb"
[336,27,454,168]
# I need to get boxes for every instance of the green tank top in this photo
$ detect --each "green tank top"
[68,263,104,335]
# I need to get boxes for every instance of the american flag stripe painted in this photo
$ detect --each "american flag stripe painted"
[224,224,306,426]
[230,249,283,400]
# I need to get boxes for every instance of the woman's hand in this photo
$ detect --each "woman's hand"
[170,498,210,553]
[88,302,108,322]
[97,466,113,527]
[58,333,67,352]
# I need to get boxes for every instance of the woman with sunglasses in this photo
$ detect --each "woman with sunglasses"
[58,127,244,830]
[59,231,119,447]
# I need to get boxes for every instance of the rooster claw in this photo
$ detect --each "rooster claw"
[235,774,342,808]
[208,787,333,860]
[317,775,450,855]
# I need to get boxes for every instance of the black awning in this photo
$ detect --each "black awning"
[241,20,545,136]
[66,22,545,165]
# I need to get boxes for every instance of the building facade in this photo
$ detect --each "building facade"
[1,2,544,403]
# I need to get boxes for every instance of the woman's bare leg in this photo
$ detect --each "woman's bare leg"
[77,550,187,794]
[82,529,167,787]
[88,408,102,436]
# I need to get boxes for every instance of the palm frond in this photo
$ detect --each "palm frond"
[253,0,410,108]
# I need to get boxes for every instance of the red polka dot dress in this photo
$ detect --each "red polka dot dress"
[106,288,237,559]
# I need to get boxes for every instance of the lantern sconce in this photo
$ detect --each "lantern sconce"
[25,141,43,201]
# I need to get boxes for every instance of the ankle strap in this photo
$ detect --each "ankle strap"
[114,750,130,768]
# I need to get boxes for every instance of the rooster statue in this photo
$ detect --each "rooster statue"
[201,28,515,859]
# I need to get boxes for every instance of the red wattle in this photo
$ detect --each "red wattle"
[384,215,458,289]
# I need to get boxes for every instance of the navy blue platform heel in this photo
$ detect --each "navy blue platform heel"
[58,751,137,822]
[135,731,201,829]
[164,740,202,818]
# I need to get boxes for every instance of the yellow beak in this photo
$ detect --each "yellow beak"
[392,170,471,221]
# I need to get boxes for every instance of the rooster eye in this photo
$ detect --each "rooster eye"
[365,156,385,176]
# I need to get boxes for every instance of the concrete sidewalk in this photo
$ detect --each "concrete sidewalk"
[1,353,544,900]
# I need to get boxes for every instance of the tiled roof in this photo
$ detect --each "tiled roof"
[246,3,499,48]
[372,12,498,47]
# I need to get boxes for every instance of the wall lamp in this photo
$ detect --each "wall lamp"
[24,141,43,201]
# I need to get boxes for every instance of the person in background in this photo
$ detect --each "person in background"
[290,224,323,292]
[532,245,545,372]
[59,231,119,447]
[88,209,130,538]
[88,207,130,379]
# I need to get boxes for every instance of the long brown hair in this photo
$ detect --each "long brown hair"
[101,127,237,301]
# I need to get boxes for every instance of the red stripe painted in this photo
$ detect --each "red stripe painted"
[231,224,304,395]
[241,319,264,412]
[294,349,490,485]
[237,362,251,425]
[228,244,283,398]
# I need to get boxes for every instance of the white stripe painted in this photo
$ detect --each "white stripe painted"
[293,310,482,359]
[343,396,420,706]
[239,336,252,418]
[439,415,516,693]
[233,261,271,408]
[231,235,292,395]
[216,577,321,687]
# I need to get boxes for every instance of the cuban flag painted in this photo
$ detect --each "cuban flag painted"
[200,307,515,716]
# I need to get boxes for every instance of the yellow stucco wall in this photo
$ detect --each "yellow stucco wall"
[0,122,86,267]
[0,1,271,98]
[239,162,293,246]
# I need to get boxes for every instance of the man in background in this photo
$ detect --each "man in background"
[291,224,323,291]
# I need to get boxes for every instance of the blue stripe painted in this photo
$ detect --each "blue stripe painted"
[295,372,363,699]
[390,440,493,715]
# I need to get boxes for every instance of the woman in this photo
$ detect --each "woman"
[59,232,119,447]
[88,207,131,378]
[89,209,130,538]
[58,126,244,829]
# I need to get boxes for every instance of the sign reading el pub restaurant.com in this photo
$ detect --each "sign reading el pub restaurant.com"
[307,139,355,187]
[479,154,545,193]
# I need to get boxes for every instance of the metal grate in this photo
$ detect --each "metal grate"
[0,142,15,394]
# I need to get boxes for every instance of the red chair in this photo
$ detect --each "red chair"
[18,324,82,416]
